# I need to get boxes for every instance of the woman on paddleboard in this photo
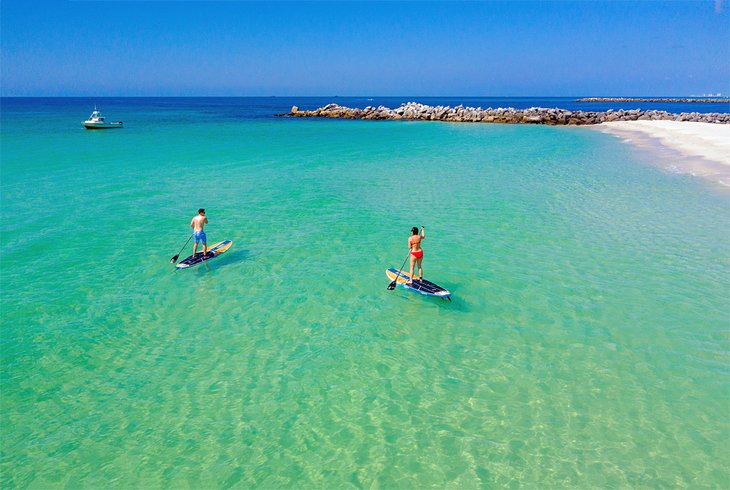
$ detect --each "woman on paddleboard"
[407,226,425,285]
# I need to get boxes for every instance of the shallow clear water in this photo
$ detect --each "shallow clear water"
[1,99,729,488]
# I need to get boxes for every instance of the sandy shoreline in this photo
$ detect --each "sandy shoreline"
[596,121,730,186]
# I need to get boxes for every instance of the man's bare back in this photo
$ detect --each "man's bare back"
[190,214,208,231]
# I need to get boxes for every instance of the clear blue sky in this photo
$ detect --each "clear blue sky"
[1,1,728,96]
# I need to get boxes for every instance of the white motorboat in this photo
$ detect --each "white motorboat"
[82,107,123,129]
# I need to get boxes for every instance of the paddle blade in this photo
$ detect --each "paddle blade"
[387,280,397,290]
[170,255,179,264]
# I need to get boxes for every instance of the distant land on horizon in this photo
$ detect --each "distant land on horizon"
[0,94,726,99]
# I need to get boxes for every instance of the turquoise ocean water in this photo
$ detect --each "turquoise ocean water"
[1,98,729,488]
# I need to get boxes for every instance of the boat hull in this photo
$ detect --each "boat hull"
[83,122,123,129]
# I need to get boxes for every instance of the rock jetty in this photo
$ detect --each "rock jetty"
[284,102,730,125]
[576,97,730,103]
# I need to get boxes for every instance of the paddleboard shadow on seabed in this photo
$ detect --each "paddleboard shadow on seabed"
[177,249,252,271]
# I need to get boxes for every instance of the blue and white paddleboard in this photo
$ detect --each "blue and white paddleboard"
[176,240,233,269]
[386,268,452,300]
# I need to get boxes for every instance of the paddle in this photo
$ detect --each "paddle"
[387,252,411,290]
[170,233,194,264]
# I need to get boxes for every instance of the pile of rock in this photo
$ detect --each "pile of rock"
[283,103,730,125]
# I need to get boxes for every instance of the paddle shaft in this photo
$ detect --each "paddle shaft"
[388,252,411,290]
[170,233,194,263]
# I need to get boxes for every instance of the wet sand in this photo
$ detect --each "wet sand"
[597,121,730,187]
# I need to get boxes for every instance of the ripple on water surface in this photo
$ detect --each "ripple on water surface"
[1,108,729,488]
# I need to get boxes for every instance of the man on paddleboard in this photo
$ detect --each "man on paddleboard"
[190,208,208,258]
[407,226,425,285]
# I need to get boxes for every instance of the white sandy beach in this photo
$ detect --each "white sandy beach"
[598,121,730,186]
